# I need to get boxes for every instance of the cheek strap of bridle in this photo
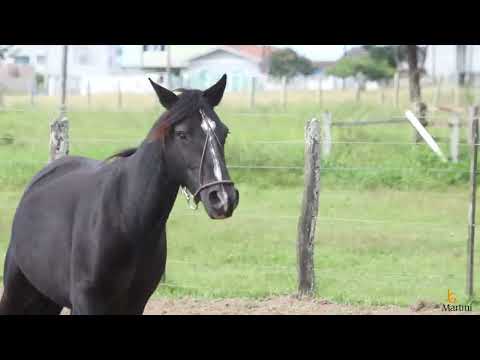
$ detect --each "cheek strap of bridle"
[180,110,234,210]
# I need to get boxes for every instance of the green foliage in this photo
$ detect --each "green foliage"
[362,45,406,69]
[268,48,315,80]
[0,45,14,60]
[327,54,395,82]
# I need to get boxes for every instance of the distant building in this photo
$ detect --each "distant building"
[5,45,124,95]
[3,45,359,95]
[185,45,276,91]
[0,63,35,93]
[424,45,480,85]
[118,45,218,88]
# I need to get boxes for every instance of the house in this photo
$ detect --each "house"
[424,45,480,85]
[118,45,218,88]
[184,45,276,92]
[0,63,35,93]
[5,45,124,95]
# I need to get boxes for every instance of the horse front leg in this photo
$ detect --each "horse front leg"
[70,282,130,315]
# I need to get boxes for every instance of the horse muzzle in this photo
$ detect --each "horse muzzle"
[199,183,239,219]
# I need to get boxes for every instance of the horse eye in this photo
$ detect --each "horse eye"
[176,131,188,140]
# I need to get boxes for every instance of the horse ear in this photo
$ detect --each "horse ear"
[203,74,227,107]
[149,78,178,109]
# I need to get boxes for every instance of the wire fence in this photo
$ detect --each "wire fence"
[1,109,478,300]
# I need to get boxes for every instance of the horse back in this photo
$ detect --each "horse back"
[24,156,101,197]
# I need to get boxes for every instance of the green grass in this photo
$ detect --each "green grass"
[1,88,479,307]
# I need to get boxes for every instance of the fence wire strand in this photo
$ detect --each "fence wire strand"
[1,108,478,297]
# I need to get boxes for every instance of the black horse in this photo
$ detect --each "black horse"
[0,75,239,315]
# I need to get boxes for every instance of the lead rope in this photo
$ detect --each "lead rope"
[181,131,209,210]
[181,186,198,210]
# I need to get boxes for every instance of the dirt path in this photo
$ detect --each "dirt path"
[140,296,476,315]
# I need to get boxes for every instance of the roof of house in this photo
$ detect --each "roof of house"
[343,46,368,58]
[227,45,276,61]
[188,45,277,64]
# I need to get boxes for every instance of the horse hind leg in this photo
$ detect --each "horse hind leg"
[0,252,62,315]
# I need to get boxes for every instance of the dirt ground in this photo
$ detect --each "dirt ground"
[0,288,475,315]
[52,296,476,315]
[139,296,478,315]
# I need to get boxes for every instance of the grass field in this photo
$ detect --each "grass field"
[1,86,479,307]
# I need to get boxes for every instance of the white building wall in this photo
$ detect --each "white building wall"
[44,45,124,95]
[119,45,144,68]
[45,45,120,78]
[424,45,480,82]
[186,51,262,92]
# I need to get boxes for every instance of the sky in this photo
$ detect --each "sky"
[274,45,359,61]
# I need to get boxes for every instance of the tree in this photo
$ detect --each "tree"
[327,53,395,83]
[406,45,422,103]
[363,45,398,68]
[268,48,315,81]
[0,45,15,61]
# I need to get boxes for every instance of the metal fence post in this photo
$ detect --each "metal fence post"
[282,76,287,111]
[467,105,479,300]
[250,76,256,109]
[117,81,123,109]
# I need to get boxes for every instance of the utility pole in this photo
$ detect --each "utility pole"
[60,45,68,116]
[432,45,436,84]
[166,45,172,89]
[342,45,348,90]
[457,45,467,87]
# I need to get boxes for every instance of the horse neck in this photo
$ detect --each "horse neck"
[118,140,179,234]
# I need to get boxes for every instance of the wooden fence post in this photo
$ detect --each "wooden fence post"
[50,45,69,163]
[394,72,400,108]
[449,113,460,163]
[250,76,256,109]
[433,76,442,108]
[30,79,36,107]
[454,85,460,107]
[297,118,320,297]
[117,81,123,109]
[321,112,332,158]
[467,105,479,299]
[49,115,69,162]
[355,83,361,103]
[282,76,287,111]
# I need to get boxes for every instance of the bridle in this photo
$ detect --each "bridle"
[180,109,234,210]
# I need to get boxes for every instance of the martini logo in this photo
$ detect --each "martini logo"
[447,289,457,304]
[442,289,472,312]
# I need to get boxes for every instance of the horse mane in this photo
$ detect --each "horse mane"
[148,89,204,141]
[105,147,138,162]
[105,89,205,162]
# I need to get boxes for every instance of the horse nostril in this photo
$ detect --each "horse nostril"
[208,190,222,208]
